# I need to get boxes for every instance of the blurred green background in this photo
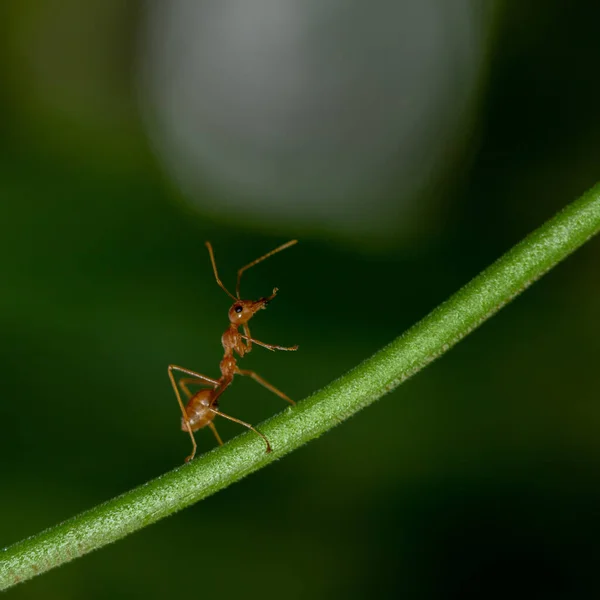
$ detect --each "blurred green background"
[1,2,600,598]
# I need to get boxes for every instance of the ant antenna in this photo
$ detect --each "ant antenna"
[236,240,298,298]
[205,241,237,301]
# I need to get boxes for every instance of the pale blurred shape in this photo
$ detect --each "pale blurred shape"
[140,0,492,238]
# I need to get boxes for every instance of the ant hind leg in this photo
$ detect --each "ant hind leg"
[209,407,272,453]
[208,422,224,446]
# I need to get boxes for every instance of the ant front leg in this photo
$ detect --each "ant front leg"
[240,335,298,352]
[243,323,253,352]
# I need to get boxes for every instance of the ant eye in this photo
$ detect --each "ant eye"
[234,305,243,313]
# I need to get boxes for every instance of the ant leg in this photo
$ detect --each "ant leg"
[208,422,224,446]
[243,323,252,352]
[178,377,215,399]
[209,408,272,453]
[240,335,298,352]
[168,365,219,462]
[236,368,295,406]
[169,365,219,386]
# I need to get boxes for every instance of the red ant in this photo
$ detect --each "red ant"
[168,240,298,462]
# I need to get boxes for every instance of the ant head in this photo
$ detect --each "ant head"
[228,288,278,325]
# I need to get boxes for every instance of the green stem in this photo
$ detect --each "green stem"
[2,183,600,590]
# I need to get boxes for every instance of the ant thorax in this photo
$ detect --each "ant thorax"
[221,327,246,357]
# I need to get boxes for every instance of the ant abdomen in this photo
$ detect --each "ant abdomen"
[182,389,215,431]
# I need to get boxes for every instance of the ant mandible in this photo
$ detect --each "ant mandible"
[168,240,298,462]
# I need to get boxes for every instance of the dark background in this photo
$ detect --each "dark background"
[1,2,599,598]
